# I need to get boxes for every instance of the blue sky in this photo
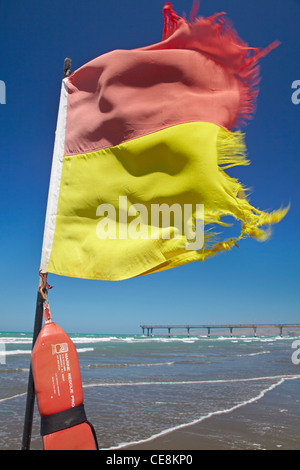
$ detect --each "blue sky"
[0,0,299,333]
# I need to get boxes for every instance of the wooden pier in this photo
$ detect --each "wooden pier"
[140,324,300,338]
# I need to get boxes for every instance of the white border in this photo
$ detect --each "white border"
[40,78,68,272]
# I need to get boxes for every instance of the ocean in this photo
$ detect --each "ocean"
[0,331,300,450]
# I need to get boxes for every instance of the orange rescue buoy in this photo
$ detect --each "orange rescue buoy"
[31,301,98,450]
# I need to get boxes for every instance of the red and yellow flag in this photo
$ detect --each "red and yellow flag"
[40,3,288,281]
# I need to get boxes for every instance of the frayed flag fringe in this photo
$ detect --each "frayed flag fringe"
[162,2,279,129]
[200,128,289,259]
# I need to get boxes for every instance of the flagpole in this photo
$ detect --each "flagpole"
[21,58,72,451]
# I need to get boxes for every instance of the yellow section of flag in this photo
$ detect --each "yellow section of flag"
[47,122,288,280]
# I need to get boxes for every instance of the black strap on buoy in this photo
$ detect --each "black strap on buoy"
[41,404,87,436]
[40,403,99,449]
